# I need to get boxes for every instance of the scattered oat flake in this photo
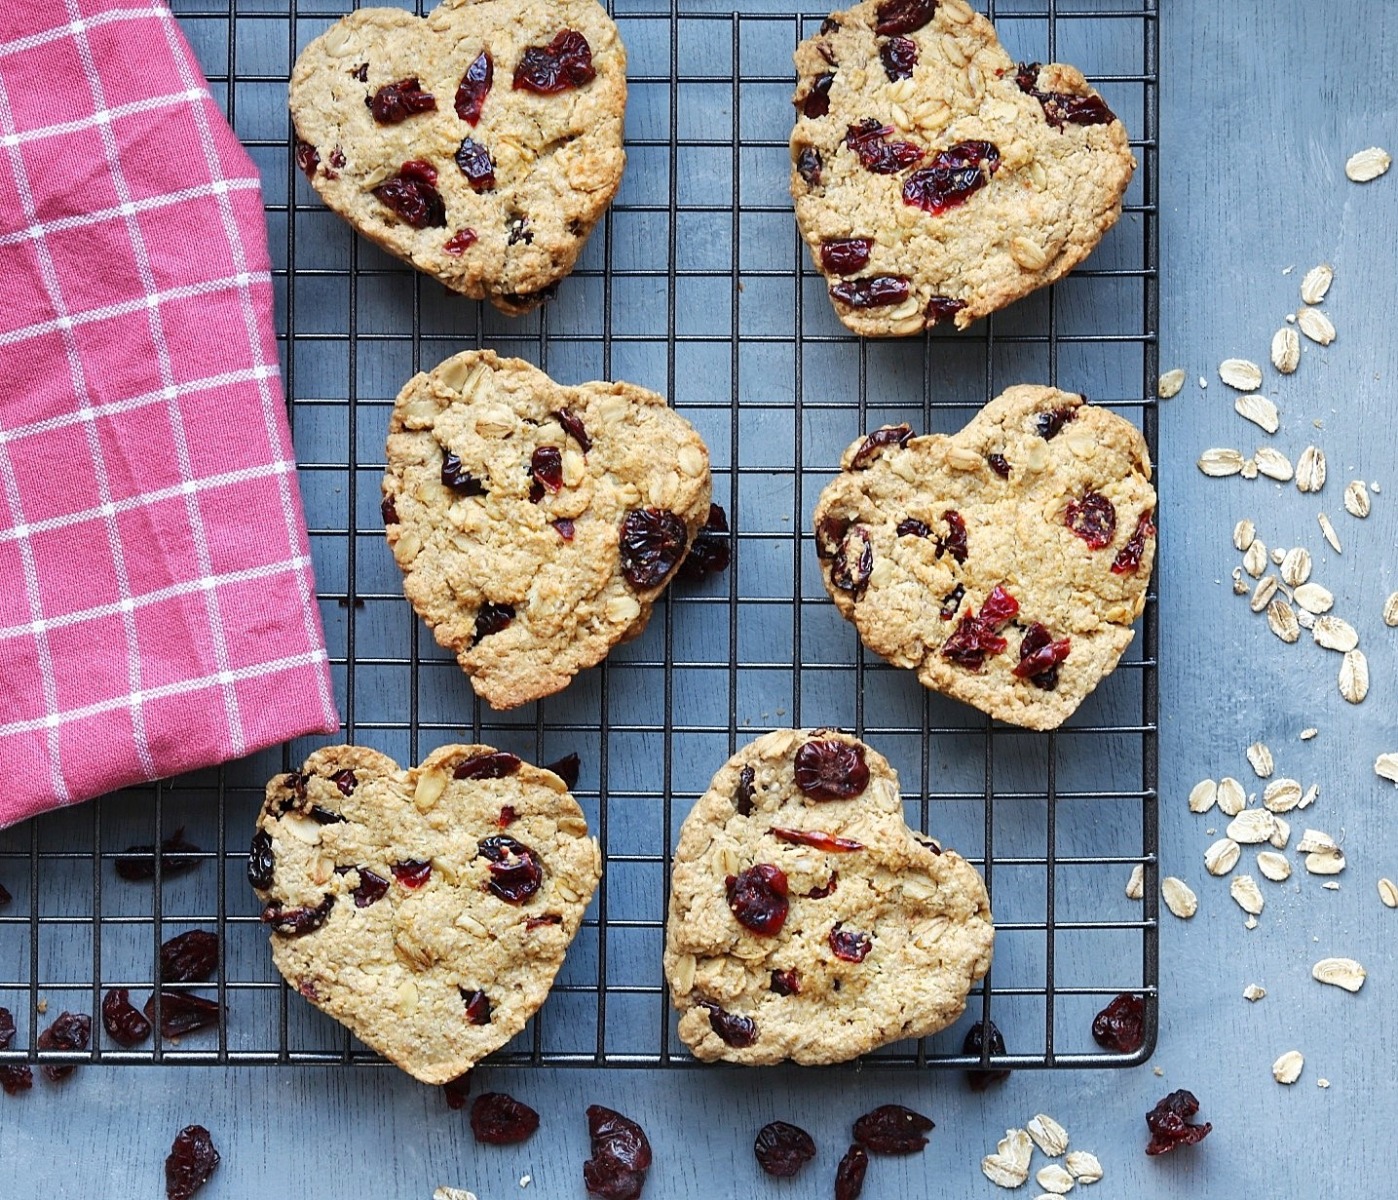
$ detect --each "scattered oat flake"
[1344,480,1370,518]
[1280,547,1311,586]
[1322,881,1341,891]
[1317,512,1341,553]
[1187,779,1218,814]
[1240,457,1259,480]
[1125,863,1144,900]
[1243,983,1266,1001]
[1064,1151,1102,1183]
[1227,809,1276,844]
[1219,358,1262,391]
[1298,828,1338,853]
[1345,146,1392,182]
[1198,448,1245,477]
[1296,446,1326,493]
[1313,615,1358,652]
[1036,1164,1076,1195]
[1232,519,1255,551]
[1300,264,1334,305]
[1376,753,1398,784]
[981,1155,1028,1189]
[1198,376,1208,389]
[1230,874,1265,915]
[1243,540,1268,577]
[1318,1078,1331,1089]
[1271,326,1300,374]
[1267,599,1299,643]
[1204,838,1241,877]
[1216,777,1246,816]
[1162,876,1198,918]
[1246,742,1274,778]
[1262,778,1302,812]
[1312,956,1366,992]
[1232,567,1249,595]
[1157,368,1186,399]
[1254,447,1293,481]
[1271,815,1292,852]
[1027,1114,1070,1158]
[1250,575,1278,612]
[1235,394,1280,434]
[1293,583,1333,614]
[1338,649,1368,704]
[1256,850,1292,882]
[1297,308,1336,346]
[1300,784,1319,809]
[1383,593,1398,627]
[1300,727,1317,740]
[1378,878,1398,908]
[999,1129,1034,1172]
[1272,1050,1304,1085]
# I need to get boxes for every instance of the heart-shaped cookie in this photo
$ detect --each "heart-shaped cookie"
[790,0,1135,336]
[289,0,626,315]
[383,350,712,709]
[813,386,1155,729]
[251,745,601,1084]
[664,728,993,1065]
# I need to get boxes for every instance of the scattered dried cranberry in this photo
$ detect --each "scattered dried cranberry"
[455,751,522,780]
[903,140,1000,213]
[769,968,801,995]
[935,509,968,564]
[1145,1089,1211,1156]
[1112,509,1156,574]
[368,77,436,124]
[553,407,592,451]
[796,146,824,187]
[806,873,838,899]
[816,514,849,560]
[328,769,357,796]
[462,989,493,1025]
[677,504,731,582]
[830,275,911,309]
[349,868,389,908]
[473,602,516,644]
[851,423,912,469]
[497,805,518,828]
[830,525,874,599]
[987,452,1011,477]
[116,828,202,881]
[294,139,319,179]
[471,1092,540,1144]
[940,583,966,620]
[444,228,478,255]
[37,1012,91,1080]
[879,35,918,80]
[1065,491,1117,550]
[443,1071,473,1108]
[962,1018,1011,1091]
[0,1009,29,1095]
[1035,406,1076,439]
[755,1121,816,1177]
[829,923,872,963]
[1015,62,1117,129]
[166,1125,219,1200]
[897,518,930,538]
[820,237,874,276]
[392,859,432,888]
[373,161,447,229]
[801,72,834,118]
[246,830,274,891]
[699,1000,758,1048]
[853,1104,933,1154]
[455,136,496,190]
[514,30,595,93]
[100,988,152,1047]
[834,1144,869,1200]
[583,1105,652,1200]
[734,765,756,816]
[771,827,863,853]
[874,0,938,35]
[794,738,870,801]
[545,752,582,790]
[924,294,967,325]
[477,835,544,903]
[529,445,564,498]
[554,517,576,541]
[941,584,1020,669]
[619,508,689,589]
[261,893,334,937]
[381,495,399,525]
[455,51,493,124]
[1013,622,1071,688]
[160,930,219,984]
[845,119,923,174]
[726,864,789,936]
[1092,992,1146,1053]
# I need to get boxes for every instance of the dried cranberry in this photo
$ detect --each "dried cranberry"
[771,826,863,853]
[392,859,432,888]
[1015,62,1117,129]
[935,509,968,564]
[801,72,834,118]
[455,751,522,780]
[101,988,153,1047]
[166,1125,219,1200]
[1013,622,1071,688]
[851,423,912,469]
[455,136,496,190]
[1035,406,1076,439]
[820,237,873,276]
[853,1104,933,1154]
[925,295,967,325]
[473,602,516,644]
[0,1065,32,1095]
[309,804,344,825]
[545,752,582,789]
[941,584,1020,669]
[770,968,801,995]
[38,1011,90,1080]
[1145,1089,1211,1156]
[471,1092,540,1144]
[329,769,357,796]
[444,228,478,255]
[554,517,576,541]
[381,495,399,525]
[328,146,346,170]
[963,1018,1011,1091]
[830,525,873,599]
[897,518,930,538]
[1092,992,1146,1053]
[1065,491,1117,549]
[368,77,436,124]
[940,583,965,620]
[987,453,1011,478]
[816,513,850,560]
[755,1121,816,1177]
[874,0,938,35]
[373,162,447,229]
[529,445,564,498]
[455,51,493,124]
[796,146,824,187]
[443,1071,473,1109]
[1112,509,1156,574]
[160,930,219,984]
[880,36,918,80]
[619,508,688,589]
[699,1000,758,1048]
[526,912,563,930]
[294,139,319,179]
[349,868,389,908]
[793,738,870,801]
[835,1144,869,1200]
[734,765,756,816]
[583,1105,652,1200]
[674,504,729,583]
[462,989,493,1025]
[845,119,923,174]
[261,893,334,937]
[477,835,544,903]
[829,923,872,962]
[726,864,789,935]
[116,828,202,881]
[554,407,592,451]
[246,830,274,891]
[514,30,595,94]
[806,873,838,899]
[903,140,1000,213]
[497,805,518,828]
[830,275,911,308]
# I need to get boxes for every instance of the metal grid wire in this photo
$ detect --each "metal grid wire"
[0,0,1158,1074]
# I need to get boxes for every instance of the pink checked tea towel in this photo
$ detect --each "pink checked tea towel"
[0,0,340,828]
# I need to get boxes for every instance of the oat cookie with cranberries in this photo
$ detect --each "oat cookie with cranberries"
[664,729,993,1065]
[790,0,1135,336]
[383,350,711,709]
[250,745,601,1084]
[813,386,1155,730]
[289,0,626,315]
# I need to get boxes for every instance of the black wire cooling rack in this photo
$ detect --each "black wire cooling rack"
[0,0,1158,1074]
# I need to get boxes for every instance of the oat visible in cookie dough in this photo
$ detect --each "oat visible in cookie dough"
[791,0,1135,336]
[812,385,1155,730]
[252,745,600,1085]
[383,350,711,709]
[664,729,994,1066]
[290,0,626,315]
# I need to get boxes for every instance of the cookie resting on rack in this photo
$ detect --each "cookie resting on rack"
[289,0,626,315]
[383,350,712,709]
[663,728,994,1065]
[812,385,1156,730]
[790,0,1136,336]
[250,745,600,1084]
